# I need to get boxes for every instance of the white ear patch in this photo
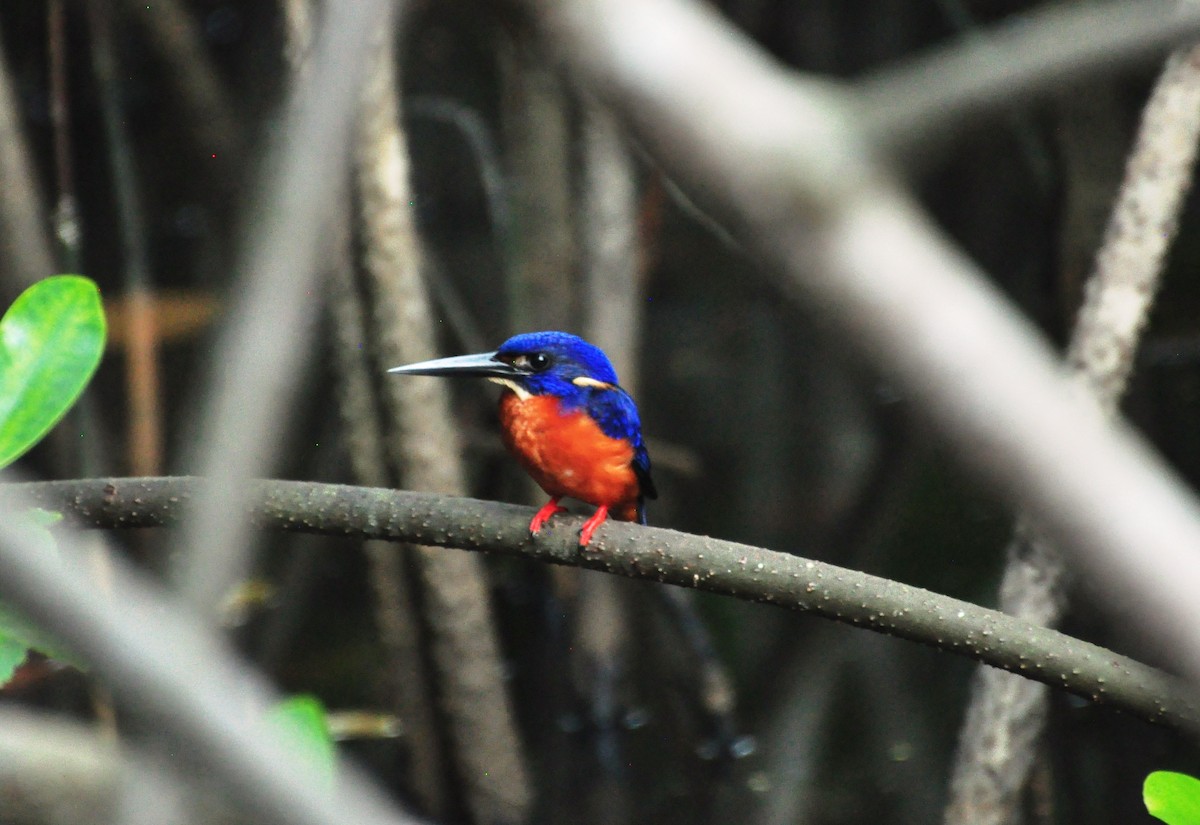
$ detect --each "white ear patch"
[488,377,532,400]
[572,376,614,390]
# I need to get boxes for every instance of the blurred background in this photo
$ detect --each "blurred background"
[2,1,1200,823]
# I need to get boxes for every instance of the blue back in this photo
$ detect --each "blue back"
[498,332,657,513]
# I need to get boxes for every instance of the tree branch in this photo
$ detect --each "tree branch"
[946,41,1200,825]
[0,28,56,291]
[172,0,397,620]
[859,0,1200,160]
[518,0,1200,689]
[0,479,425,825]
[354,22,532,821]
[11,476,1198,732]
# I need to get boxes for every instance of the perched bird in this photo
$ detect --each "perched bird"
[388,331,656,547]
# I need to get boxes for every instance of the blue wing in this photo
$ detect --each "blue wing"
[585,386,657,519]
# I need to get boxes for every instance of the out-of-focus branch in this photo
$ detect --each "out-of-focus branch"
[13,475,1200,733]
[0,481,425,825]
[860,1,1200,160]
[355,27,532,824]
[581,98,641,384]
[945,42,1200,825]
[47,0,80,272]
[499,31,577,330]
[0,709,246,825]
[172,0,397,620]
[87,1,162,479]
[577,97,642,824]
[518,0,1200,687]
[0,710,119,825]
[0,30,55,290]
[286,0,452,809]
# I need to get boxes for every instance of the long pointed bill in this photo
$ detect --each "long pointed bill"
[387,350,521,378]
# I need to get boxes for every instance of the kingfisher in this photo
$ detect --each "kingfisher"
[388,331,655,547]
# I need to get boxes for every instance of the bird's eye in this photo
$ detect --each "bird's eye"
[511,352,552,372]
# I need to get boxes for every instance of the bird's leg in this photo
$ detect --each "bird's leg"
[577,505,610,548]
[529,496,567,535]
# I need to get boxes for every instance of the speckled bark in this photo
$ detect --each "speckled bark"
[325,197,451,816]
[946,44,1200,825]
[13,475,1200,734]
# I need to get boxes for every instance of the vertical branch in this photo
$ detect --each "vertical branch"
[172,0,394,618]
[87,1,162,478]
[355,25,533,825]
[45,1,112,483]
[327,210,452,817]
[945,43,1200,825]
[281,0,450,809]
[48,0,81,272]
[576,98,641,825]
[581,100,641,382]
[0,26,55,291]
[500,32,577,331]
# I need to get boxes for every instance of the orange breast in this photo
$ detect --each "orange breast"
[498,393,641,521]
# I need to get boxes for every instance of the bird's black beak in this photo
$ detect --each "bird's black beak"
[387,351,522,378]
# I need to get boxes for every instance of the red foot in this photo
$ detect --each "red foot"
[529,497,567,535]
[577,505,610,548]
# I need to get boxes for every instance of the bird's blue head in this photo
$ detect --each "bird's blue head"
[493,331,618,398]
[387,331,621,405]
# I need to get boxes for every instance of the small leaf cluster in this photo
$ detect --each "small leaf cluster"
[0,275,105,684]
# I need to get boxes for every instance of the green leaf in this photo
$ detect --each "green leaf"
[1145,771,1200,825]
[0,511,82,685]
[0,635,28,685]
[0,275,106,469]
[269,695,337,783]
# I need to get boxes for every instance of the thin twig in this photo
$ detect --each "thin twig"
[577,97,642,823]
[581,98,641,384]
[945,42,1200,825]
[499,30,578,331]
[12,475,1200,733]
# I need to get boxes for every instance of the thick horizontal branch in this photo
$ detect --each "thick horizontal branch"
[11,476,1198,731]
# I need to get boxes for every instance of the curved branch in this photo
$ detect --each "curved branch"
[859,1,1200,160]
[12,476,1199,731]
